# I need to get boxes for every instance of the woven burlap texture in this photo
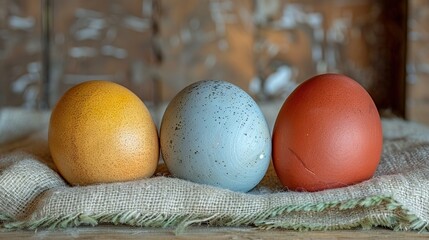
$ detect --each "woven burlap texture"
[1,108,429,232]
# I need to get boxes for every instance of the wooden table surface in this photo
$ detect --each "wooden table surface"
[1,226,428,239]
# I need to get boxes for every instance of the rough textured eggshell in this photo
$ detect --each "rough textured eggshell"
[49,81,159,186]
[160,80,271,192]
[272,73,383,192]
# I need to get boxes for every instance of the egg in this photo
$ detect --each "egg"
[160,80,271,192]
[49,81,159,186]
[272,73,383,192]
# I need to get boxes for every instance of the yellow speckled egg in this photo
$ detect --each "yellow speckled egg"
[48,80,159,186]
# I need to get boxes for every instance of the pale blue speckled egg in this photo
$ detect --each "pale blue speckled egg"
[160,80,271,192]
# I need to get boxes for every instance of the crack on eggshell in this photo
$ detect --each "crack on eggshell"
[288,147,317,176]
[287,147,349,191]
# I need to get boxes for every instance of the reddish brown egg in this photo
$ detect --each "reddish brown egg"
[272,73,383,192]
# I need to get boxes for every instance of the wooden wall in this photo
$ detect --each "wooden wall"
[0,0,41,108]
[1,0,424,123]
[407,0,429,125]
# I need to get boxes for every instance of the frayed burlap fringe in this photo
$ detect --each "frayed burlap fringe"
[2,195,427,233]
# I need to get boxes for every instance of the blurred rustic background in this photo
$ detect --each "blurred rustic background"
[1,0,427,125]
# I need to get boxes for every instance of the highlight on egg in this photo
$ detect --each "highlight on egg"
[160,80,272,192]
[272,73,383,192]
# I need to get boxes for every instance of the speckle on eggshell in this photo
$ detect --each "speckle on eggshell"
[160,80,272,192]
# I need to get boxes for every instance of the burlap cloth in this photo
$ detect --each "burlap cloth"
[1,107,429,232]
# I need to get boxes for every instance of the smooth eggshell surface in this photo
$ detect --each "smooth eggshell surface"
[160,80,271,192]
[272,73,383,192]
